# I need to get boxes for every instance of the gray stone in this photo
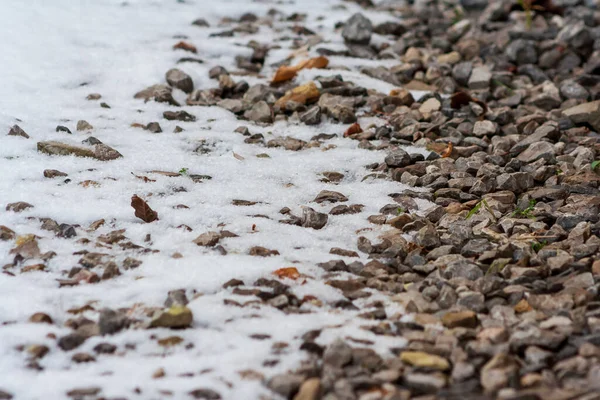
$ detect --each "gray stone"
[323,339,352,368]
[415,224,441,249]
[448,20,472,42]
[472,120,497,137]
[560,80,589,100]
[8,125,29,138]
[300,106,321,125]
[516,141,556,163]
[562,100,600,131]
[301,207,328,230]
[217,99,243,114]
[244,101,272,123]
[505,39,538,65]
[452,62,473,86]
[342,13,373,45]
[436,255,483,281]
[468,67,491,90]
[267,374,304,398]
[384,149,411,168]
[98,308,127,335]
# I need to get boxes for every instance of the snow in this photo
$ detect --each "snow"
[0,1,434,398]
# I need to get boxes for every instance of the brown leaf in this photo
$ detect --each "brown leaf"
[173,41,197,54]
[271,56,329,83]
[450,91,488,113]
[233,152,245,161]
[131,194,159,223]
[343,123,363,137]
[274,81,321,110]
[131,123,146,129]
[273,267,301,280]
[298,56,329,70]
[131,173,156,183]
[441,142,453,158]
[272,65,298,83]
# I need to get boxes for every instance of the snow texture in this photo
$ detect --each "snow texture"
[0,1,432,398]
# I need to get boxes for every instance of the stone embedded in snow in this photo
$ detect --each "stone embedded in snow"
[314,190,348,204]
[300,106,321,125]
[293,378,321,400]
[342,13,373,45]
[0,225,16,241]
[76,120,93,131]
[163,110,196,122]
[244,100,273,123]
[301,207,328,229]
[323,338,353,368]
[217,98,243,114]
[8,124,29,138]
[267,374,305,398]
[165,68,194,93]
[562,100,600,131]
[134,84,179,106]
[149,305,193,329]
[267,136,306,151]
[193,231,221,247]
[6,202,33,213]
[384,149,411,168]
[37,141,122,161]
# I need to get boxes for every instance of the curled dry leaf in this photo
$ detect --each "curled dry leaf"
[450,91,488,113]
[271,56,329,83]
[132,172,156,183]
[233,152,245,161]
[131,194,159,223]
[173,41,197,54]
[273,267,301,280]
[343,123,363,137]
[441,142,453,158]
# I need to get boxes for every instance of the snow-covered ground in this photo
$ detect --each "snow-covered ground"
[0,1,428,398]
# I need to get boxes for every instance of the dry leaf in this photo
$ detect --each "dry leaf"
[80,180,100,188]
[233,152,245,161]
[298,56,329,70]
[132,173,156,183]
[271,56,329,83]
[173,41,197,53]
[343,123,363,137]
[273,267,301,280]
[67,304,96,314]
[274,81,320,110]
[131,194,159,223]
[450,91,488,113]
[131,123,146,129]
[441,142,453,158]
[272,65,298,83]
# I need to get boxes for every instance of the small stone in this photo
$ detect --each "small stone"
[472,120,497,137]
[189,388,221,399]
[385,149,411,168]
[76,120,93,131]
[149,305,193,329]
[248,246,279,257]
[27,344,49,359]
[58,333,87,351]
[93,343,117,354]
[6,202,33,213]
[86,93,101,100]
[323,338,352,368]
[193,231,221,247]
[8,125,29,138]
[43,169,68,178]
[0,226,16,241]
[415,224,441,249]
[66,388,100,398]
[300,106,321,125]
[217,99,243,114]
[293,378,321,400]
[342,13,373,45]
[72,352,96,363]
[166,68,194,93]
[146,122,162,133]
[244,101,272,123]
[98,308,127,335]
[301,207,328,230]
[56,125,72,134]
[37,141,121,161]
[267,374,304,398]
[441,310,478,329]
[468,66,491,90]
[314,190,348,204]
[419,98,441,115]
[400,351,450,371]
[516,141,555,163]
[163,110,195,122]
[562,100,600,131]
[29,312,52,324]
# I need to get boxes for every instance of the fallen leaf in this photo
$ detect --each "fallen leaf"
[298,56,329,70]
[68,304,96,314]
[275,81,320,110]
[271,56,329,83]
[233,152,245,161]
[173,41,197,53]
[79,180,100,188]
[343,123,363,137]
[450,91,488,113]
[157,336,184,347]
[132,173,157,183]
[131,123,146,129]
[273,267,301,280]
[441,142,453,158]
[272,65,298,83]
[131,194,159,223]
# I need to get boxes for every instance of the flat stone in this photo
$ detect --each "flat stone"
[468,67,491,90]
[166,68,194,93]
[562,100,600,131]
[442,310,478,328]
[8,125,29,138]
[149,305,193,329]
[400,351,450,371]
[37,141,122,161]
